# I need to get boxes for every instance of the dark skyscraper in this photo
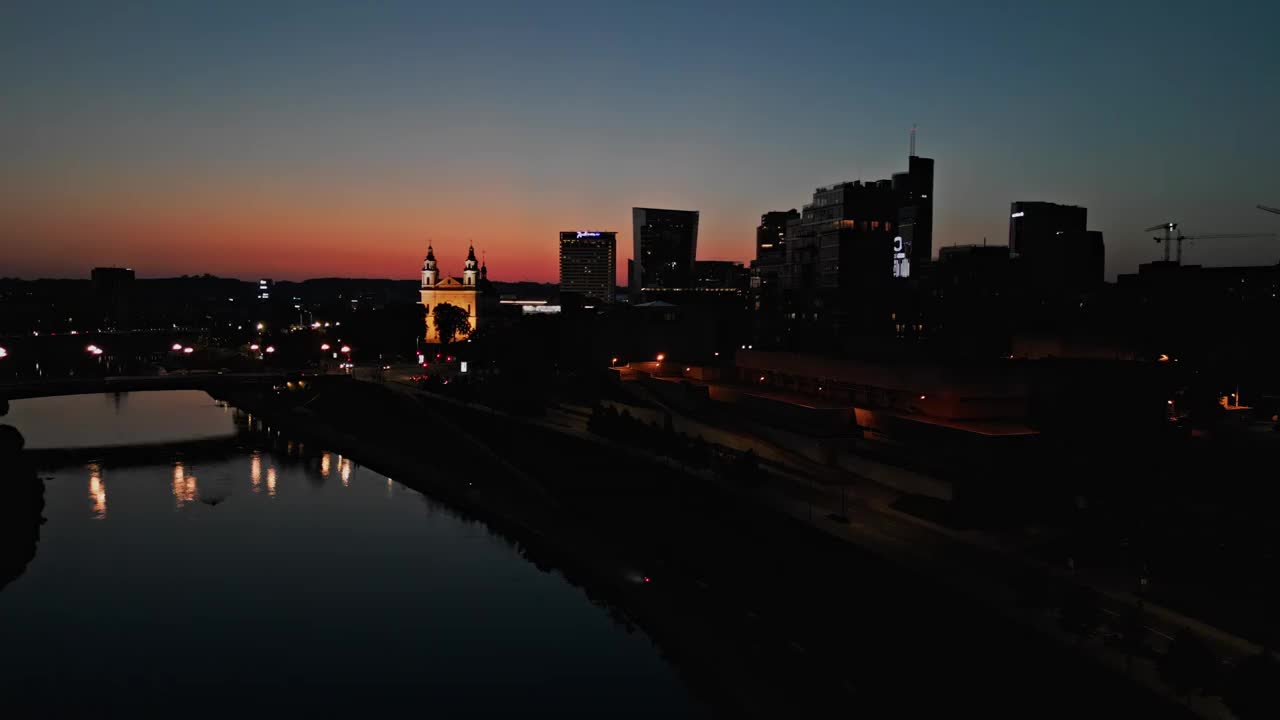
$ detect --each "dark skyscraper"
[756,209,798,264]
[1009,201,1087,256]
[631,207,699,294]
[892,154,934,275]
[751,209,800,313]
[783,180,899,295]
[1009,201,1104,290]
[91,266,135,330]
[559,231,616,302]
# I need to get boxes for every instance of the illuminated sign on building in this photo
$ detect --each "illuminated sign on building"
[1011,211,1025,218]
[892,236,911,278]
[576,231,602,238]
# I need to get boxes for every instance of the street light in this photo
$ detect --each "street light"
[340,345,351,354]
[265,346,276,354]
[249,344,260,351]
[656,353,665,362]
[0,347,8,359]
[183,347,194,355]
[256,322,265,331]
[320,343,331,351]
[171,343,182,351]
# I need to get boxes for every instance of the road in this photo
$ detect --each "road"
[375,365,1247,718]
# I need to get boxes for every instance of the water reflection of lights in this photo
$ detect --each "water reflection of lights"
[340,458,352,487]
[172,462,198,508]
[266,467,277,497]
[250,452,263,492]
[386,476,393,497]
[320,453,331,478]
[88,463,106,520]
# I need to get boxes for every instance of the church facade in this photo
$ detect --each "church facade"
[419,244,488,344]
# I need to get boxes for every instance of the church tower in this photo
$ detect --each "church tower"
[421,244,438,288]
[462,244,479,287]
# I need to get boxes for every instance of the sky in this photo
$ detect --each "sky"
[2,0,1278,283]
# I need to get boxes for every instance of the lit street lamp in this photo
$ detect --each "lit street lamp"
[265,346,276,354]
[171,343,183,351]
[0,347,8,359]
[320,343,331,351]
[183,347,195,355]
[340,345,351,354]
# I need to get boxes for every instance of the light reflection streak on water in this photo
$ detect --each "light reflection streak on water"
[340,458,352,487]
[250,452,262,493]
[320,453,331,478]
[172,462,197,508]
[266,467,277,498]
[88,463,106,520]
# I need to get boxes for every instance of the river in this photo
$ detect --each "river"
[0,391,704,717]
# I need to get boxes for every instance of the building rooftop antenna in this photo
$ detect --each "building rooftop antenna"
[909,124,917,158]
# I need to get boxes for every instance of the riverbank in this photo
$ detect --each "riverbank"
[218,382,759,716]
[220,378,1195,717]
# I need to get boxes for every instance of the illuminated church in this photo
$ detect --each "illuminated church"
[419,244,490,344]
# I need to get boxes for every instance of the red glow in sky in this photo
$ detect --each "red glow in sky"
[1,198,745,284]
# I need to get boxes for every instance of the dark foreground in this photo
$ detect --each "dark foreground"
[217,377,1193,718]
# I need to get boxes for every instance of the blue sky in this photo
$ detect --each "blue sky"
[2,0,1278,280]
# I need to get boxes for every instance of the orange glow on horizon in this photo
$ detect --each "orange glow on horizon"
[1,200,748,284]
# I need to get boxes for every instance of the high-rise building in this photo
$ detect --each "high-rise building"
[783,179,900,294]
[756,209,797,264]
[891,155,934,276]
[559,231,616,302]
[1008,201,1104,290]
[91,266,135,330]
[632,207,699,294]
[750,209,799,312]
[1009,202,1088,257]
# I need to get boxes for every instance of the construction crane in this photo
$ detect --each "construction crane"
[1147,222,1276,264]
[1145,222,1178,262]
[1259,204,1280,215]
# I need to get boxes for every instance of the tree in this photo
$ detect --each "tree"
[432,303,472,346]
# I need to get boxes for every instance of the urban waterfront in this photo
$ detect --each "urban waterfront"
[0,391,703,717]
